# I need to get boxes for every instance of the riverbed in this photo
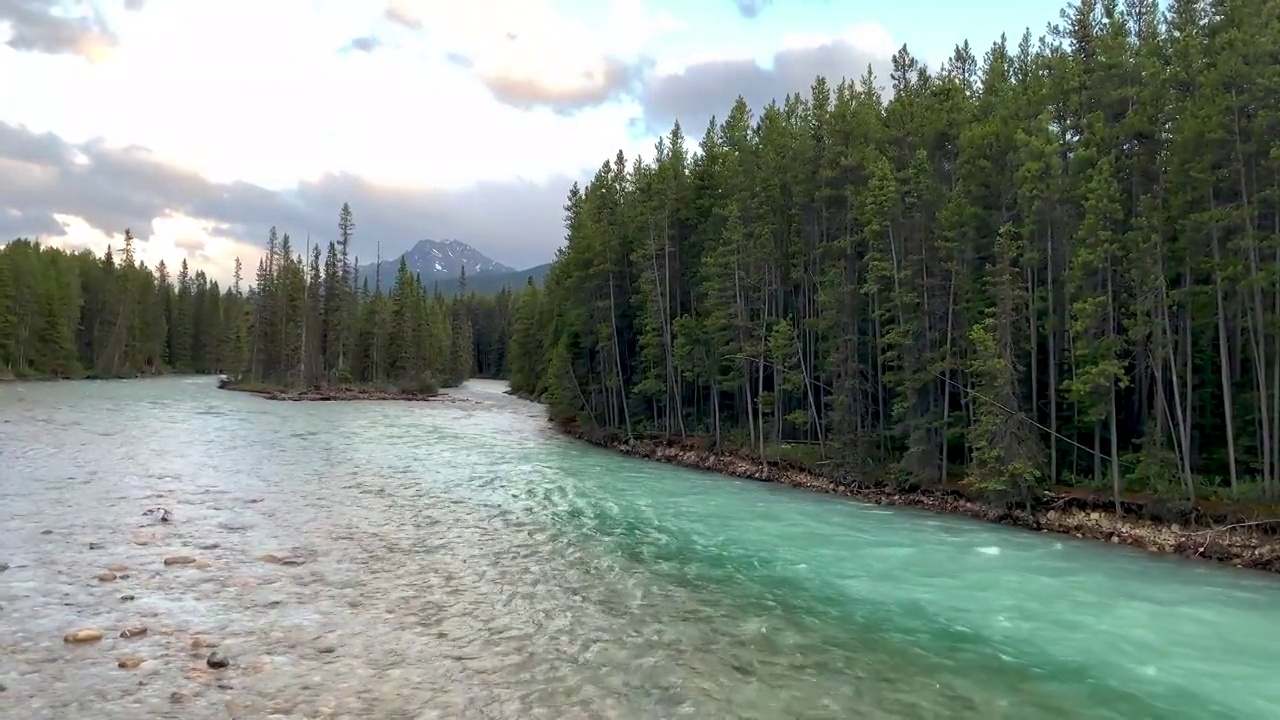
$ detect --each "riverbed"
[1,377,1278,719]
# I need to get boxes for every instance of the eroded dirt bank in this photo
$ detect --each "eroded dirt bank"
[564,426,1280,575]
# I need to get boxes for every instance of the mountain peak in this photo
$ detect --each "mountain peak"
[359,238,517,290]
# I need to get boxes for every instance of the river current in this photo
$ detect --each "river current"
[1,377,1278,719]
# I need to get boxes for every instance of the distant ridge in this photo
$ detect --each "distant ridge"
[356,239,550,296]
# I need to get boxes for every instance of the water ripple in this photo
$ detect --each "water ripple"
[0,378,1278,719]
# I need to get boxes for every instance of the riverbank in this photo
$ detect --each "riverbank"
[562,425,1280,574]
[220,382,473,403]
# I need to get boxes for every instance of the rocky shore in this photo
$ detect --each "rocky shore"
[564,426,1280,575]
[223,385,470,403]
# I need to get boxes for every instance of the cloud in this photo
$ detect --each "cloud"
[342,34,381,53]
[637,27,896,133]
[0,121,577,281]
[383,1,421,30]
[404,0,680,114]
[1,2,648,194]
[0,0,145,60]
[474,54,648,114]
[734,0,773,18]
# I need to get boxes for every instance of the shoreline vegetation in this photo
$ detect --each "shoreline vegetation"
[555,418,1280,574]
[3,203,516,403]
[496,0,1280,576]
[219,378,469,403]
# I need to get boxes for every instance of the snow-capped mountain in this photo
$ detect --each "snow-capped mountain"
[358,239,517,290]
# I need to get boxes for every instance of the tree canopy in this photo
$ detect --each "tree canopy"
[0,204,516,391]
[504,0,1280,508]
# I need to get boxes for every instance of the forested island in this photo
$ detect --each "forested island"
[3,0,1278,565]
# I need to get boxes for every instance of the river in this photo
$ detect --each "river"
[0,377,1277,719]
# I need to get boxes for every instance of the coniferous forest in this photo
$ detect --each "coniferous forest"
[0,204,516,393]
[504,0,1280,508]
[4,0,1278,513]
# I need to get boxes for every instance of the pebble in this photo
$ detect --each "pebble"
[64,628,104,643]
[97,571,118,582]
[163,555,196,566]
[120,594,136,602]
[106,563,128,572]
[169,691,188,704]
[87,541,103,549]
[120,626,149,639]
[261,553,306,566]
[117,655,144,669]
[40,529,52,535]
[207,650,230,669]
[194,560,213,570]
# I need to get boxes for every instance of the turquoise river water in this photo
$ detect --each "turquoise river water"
[0,377,1277,719]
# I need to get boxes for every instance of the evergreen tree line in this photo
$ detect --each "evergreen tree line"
[0,203,517,390]
[503,0,1280,508]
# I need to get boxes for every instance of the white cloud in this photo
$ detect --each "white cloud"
[0,0,660,193]
[45,213,263,288]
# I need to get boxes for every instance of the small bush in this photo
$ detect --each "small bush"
[397,373,440,396]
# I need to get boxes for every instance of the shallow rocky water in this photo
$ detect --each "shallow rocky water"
[1,377,1279,719]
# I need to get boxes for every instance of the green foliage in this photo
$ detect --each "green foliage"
[503,0,1280,507]
[397,373,440,396]
[0,235,232,378]
[246,207,487,390]
[1,204,511,391]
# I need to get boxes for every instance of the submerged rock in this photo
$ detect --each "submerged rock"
[119,626,148,639]
[261,553,306,566]
[206,651,230,669]
[106,563,128,572]
[96,571,117,582]
[87,541,104,549]
[119,594,136,602]
[64,628,104,643]
[117,655,144,669]
[163,555,196,566]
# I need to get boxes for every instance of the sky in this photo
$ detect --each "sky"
[0,0,1063,286]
